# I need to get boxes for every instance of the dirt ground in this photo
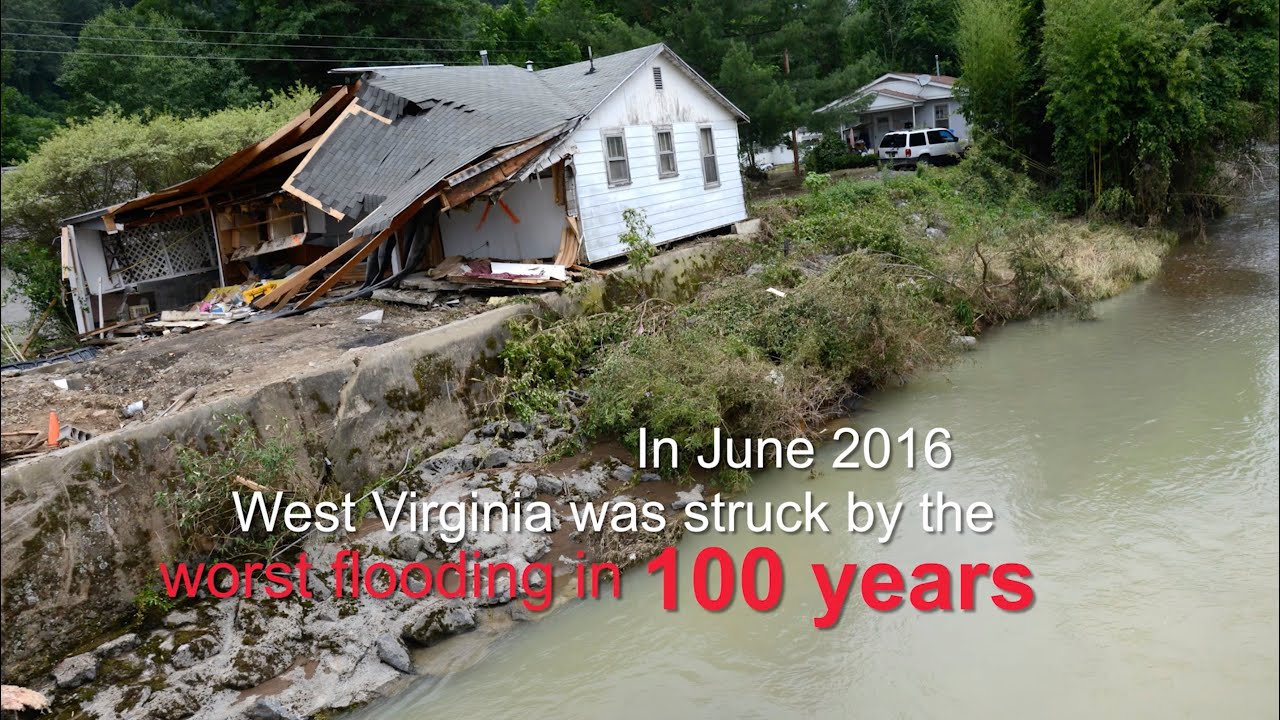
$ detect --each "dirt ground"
[0,297,494,444]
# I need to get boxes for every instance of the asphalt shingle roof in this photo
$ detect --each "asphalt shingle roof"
[286,43,739,238]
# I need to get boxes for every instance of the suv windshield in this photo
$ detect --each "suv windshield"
[880,134,907,148]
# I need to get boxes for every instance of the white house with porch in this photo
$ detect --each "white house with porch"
[818,72,969,151]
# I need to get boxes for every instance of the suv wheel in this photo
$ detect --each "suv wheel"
[916,154,931,167]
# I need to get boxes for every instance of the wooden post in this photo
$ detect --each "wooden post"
[785,49,800,177]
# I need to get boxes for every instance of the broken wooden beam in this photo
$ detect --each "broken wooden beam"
[252,233,371,309]
[292,229,393,310]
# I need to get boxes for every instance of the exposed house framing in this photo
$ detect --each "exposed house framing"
[59,43,749,331]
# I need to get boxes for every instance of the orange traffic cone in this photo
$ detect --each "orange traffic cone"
[47,411,60,447]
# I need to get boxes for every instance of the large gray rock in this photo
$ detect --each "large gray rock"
[535,475,564,495]
[420,446,479,476]
[388,533,423,561]
[501,421,529,439]
[672,484,705,511]
[95,631,140,657]
[562,467,606,500]
[375,634,414,674]
[171,634,218,670]
[52,651,98,689]
[480,448,512,469]
[516,473,539,498]
[145,687,200,720]
[244,698,305,720]
[402,602,477,647]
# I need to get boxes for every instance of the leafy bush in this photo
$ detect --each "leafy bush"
[619,208,657,272]
[157,415,305,561]
[804,132,879,173]
[0,86,317,248]
[803,172,831,191]
[804,133,852,173]
[496,310,634,421]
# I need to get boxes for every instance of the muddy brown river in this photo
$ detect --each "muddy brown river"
[356,166,1278,719]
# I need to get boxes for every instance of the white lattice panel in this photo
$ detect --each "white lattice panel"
[107,215,217,285]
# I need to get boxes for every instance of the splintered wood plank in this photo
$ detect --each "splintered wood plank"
[237,138,320,181]
[252,232,369,309]
[371,288,438,306]
[293,229,392,310]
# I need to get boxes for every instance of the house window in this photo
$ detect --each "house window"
[652,67,664,91]
[603,130,630,186]
[655,127,677,178]
[934,103,950,129]
[699,126,719,187]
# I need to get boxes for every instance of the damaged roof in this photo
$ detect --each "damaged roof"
[285,42,746,237]
[67,43,744,242]
[287,64,577,236]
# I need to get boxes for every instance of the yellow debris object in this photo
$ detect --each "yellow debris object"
[242,281,282,304]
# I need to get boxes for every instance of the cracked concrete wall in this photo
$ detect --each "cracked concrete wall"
[0,238,725,683]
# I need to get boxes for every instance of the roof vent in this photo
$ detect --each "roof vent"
[526,60,534,72]
[479,49,489,66]
[586,46,596,75]
[653,66,664,90]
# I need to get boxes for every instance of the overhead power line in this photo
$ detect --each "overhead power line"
[0,16,548,45]
[0,48,472,65]
[0,30,532,54]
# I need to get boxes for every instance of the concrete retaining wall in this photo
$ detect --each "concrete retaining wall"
[0,238,728,683]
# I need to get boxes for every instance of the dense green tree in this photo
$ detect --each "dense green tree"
[842,0,959,74]
[959,0,1277,219]
[57,6,260,117]
[1,85,60,164]
[0,86,317,248]
[718,40,802,161]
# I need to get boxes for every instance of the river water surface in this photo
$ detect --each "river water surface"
[357,169,1278,719]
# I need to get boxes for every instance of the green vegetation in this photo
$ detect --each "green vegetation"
[132,585,177,626]
[0,238,69,358]
[956,0,1278,220]
[1,86,316,247]
[157,415,307,562]
[619,208,657,273]
[804,133,879,174]
[495,159,1172,489]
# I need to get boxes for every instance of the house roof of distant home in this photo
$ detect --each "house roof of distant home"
[816,72,958,114]
[65,43,746,241]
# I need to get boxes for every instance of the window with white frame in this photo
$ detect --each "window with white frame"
[603,130,630,186]
[655,127,677,178]
[934,103,950,129]
[699,126,719,187]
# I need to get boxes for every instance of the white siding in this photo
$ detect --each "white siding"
[572,54,747,262]
[439,175,566,261]
[948,104,970,140]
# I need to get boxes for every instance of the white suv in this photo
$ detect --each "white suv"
[878,128,965,167]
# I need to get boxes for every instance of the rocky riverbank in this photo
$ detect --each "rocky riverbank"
[38,416,687,720]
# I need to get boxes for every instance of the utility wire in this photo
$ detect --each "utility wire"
[0,16,549,45]
[1,48,474,64]
[0,30,531,54]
